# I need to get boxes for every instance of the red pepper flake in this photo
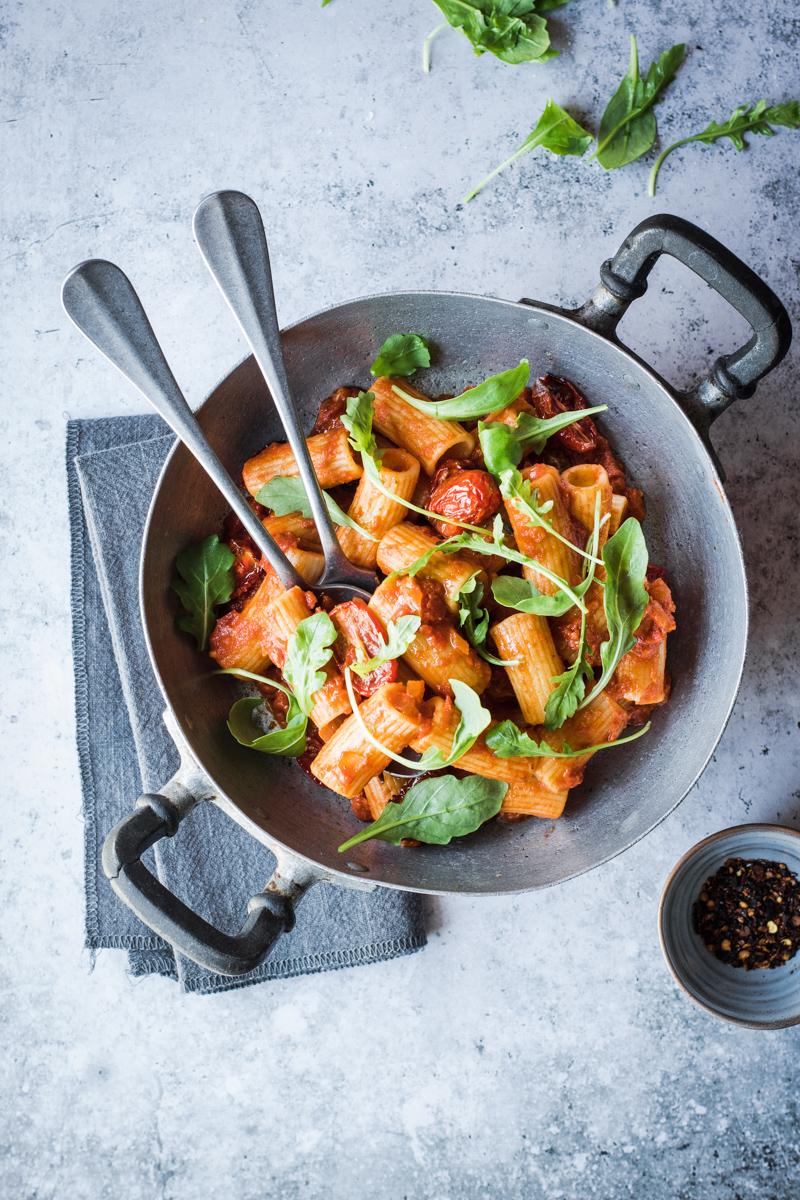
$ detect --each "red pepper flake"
[693,857,800,970]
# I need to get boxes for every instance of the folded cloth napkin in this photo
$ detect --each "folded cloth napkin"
[67,415,426,994]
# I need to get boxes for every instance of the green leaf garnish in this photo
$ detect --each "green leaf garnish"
[578,517,649,710]
[392,360,530,421]
[255,475,377,542]
[430,0,558,66]
[227,695,308,757]
[594,35,685,170]
[465,99,592,202]
[371,333,431,378]
[171,534,236,651]
[342,669,490,772]
[453,574,512,666]
[491,573,582,618]
[648,99,800,195]
[337,773,508,851]
[477,412,606,569]
[478,406,607,472]
[543,493,604,729]
[215,667,310,758]
[283,611,338,716]
[349,615,421,677]
[485,718,650,758]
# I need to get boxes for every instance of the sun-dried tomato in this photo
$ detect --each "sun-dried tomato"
[330,598,398,696]
[311,386,359,435]
[529,375,599,455]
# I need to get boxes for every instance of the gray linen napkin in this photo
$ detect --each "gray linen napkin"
[67,415,426,994]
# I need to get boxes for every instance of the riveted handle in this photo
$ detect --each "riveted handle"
[574,214,792,431]
[102,792,314,977]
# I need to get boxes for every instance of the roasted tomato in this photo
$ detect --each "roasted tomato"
[428,462,501,539]
[529,375,599,455]
[329,598,397,696]
[311,386,359,435]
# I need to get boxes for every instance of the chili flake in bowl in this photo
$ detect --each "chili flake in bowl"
[693,858,800,969]
[659,825,800,1028]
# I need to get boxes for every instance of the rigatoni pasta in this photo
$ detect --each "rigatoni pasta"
[182,356,675,850]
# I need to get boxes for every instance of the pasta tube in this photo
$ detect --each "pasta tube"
[503,464,581,596]
[490,612,564,725]
[561,464,613,547]
[309,683,423,798]
[370,376,475,474]
[242,428,362,497]
[376,522,484,613]
[337,448,421,568]
[534,691,629,793]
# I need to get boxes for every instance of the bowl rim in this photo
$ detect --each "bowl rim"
[658,822,800,1029]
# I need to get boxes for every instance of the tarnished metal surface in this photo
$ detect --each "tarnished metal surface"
[139,277,751,895]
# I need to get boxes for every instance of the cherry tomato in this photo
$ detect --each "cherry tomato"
[428,464,501,539]
[329,598,398,696]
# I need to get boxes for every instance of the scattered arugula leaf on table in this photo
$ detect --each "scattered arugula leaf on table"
[349,615,421,677]
[594,35,685,170]
[430,0,563,67]
[338,773,508,851]
[256,476,377,542]
[648,99,800,195]
[464,99,592,202]
[578,517,649,710]
[371,333,431,378]
[171,534,235,651]
[485,717,650,758]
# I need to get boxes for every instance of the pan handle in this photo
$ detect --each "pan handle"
[102,785,317,977]
[572,214,792,435]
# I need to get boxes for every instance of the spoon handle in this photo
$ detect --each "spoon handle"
[61,259,305,591]
[193,190,375,591]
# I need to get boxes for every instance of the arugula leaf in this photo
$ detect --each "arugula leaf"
[418,679,493,769]
[648,99,800,195]
[392,360,530,421]
[349,615,421,677]
[216,667,310,757]
[341,391,383,465]
[465,99,592,202]
[579,518,649,710]
[543,492,604,729]
[283,611,337,716]
[371,333,431,378]
[595,36,685,170]
[227,695,308,757]
[477,413,605,571]
[338,774,508,851]
[255,476,377,542]
[431,0,555,66]
[172,534,236,651]
[478,405,607,471]
[491,573,580,618]
[342,669,490,773]
[486,718,650,758]
[453,574,514,666]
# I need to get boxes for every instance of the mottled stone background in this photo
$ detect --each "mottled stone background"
[2,0,799,1196]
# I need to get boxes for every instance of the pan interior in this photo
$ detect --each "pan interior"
[141,292,746,894]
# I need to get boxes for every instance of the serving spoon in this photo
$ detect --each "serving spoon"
[61,258,308,593]
[192,189,377,602]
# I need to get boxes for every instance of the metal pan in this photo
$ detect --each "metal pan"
[102,214,792,976]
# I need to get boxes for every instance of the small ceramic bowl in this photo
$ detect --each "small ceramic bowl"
[659,824,800,1028]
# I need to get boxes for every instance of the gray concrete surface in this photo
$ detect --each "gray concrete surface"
[2,1,799,1196]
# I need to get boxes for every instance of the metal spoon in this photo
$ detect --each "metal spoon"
[192,189,377,604]
[61,258,306,592]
